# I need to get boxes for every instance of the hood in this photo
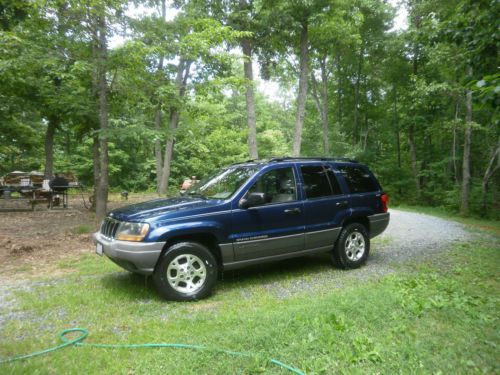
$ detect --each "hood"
[108,197,225,222]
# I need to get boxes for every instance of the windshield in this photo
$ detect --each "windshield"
[186,166,258,199]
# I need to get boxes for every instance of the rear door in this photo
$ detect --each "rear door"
[231,165,305,261]
[337,164,382,215]
[298,163,348,250]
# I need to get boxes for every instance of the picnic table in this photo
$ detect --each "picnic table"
[0,183,84,211]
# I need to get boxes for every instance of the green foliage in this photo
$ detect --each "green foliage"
[0,0,497,214]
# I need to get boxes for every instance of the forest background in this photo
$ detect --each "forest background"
[0,0,498,222]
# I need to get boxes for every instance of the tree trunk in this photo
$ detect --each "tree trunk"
[154,0,166,192]
[44,118,58,179]
[393,87,401,169]
[292,21,309,157]
[154,107,163,192]
[353,42,364,146]
[460,65,473,215]
[319,57,329,154]
[310,56,329,154]
[158,59,191,195]
[481,137,500,211]
[392,86,402,195]
[396,130,401,169]
[409,20,421,197]
[241,37,258,159]
[452,97,460,184]
[95,11,109,223]
[65,128,71,155]
[408,125,420,194]
[311,74,328,154]
[362,111,369,152]
[91,132,100,211]
[336,54,342,127]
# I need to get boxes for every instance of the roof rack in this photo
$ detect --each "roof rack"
[268,156,358,163]
[230,159,261,166]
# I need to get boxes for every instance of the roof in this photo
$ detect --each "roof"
[269,156,358,163]
[231,156,359,166]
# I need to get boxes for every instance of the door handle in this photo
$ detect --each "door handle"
[336,200,349,208]
[284,208,302,215]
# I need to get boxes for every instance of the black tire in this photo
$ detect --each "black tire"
[153,242,218,301]
[331,223,370,269]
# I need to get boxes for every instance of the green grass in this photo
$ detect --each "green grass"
[71,224,94,235]
[1,215,499,374]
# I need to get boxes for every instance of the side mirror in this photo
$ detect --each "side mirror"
[239,192,266,208]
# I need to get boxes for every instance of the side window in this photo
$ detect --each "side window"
[325,167,343,195]
[247,167,297,204]
[301,165,333,199]
[339,166,378,193]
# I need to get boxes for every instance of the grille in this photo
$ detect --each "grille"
[100,217,120,239]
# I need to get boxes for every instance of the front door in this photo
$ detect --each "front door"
[231,166,305,261]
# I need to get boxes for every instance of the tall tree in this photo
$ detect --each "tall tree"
[194,0,260,159]
[241,34,258,159]
[154,0,167,192]
[93,3,109,222]
[292,18,309,156]
[158,58,191,195]
[151,9,245,194]
[460,65,473,215]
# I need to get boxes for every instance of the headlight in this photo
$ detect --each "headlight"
[115,222,150,242]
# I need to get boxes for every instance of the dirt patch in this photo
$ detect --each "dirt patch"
[0,193,157,280]
[9,244,36,255]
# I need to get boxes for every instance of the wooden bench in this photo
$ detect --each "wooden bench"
[29,198,49,211]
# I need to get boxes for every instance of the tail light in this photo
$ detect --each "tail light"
[381,193,389,213]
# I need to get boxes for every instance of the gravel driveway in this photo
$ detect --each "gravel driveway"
[370,208,471,265]
[258,209,472,297]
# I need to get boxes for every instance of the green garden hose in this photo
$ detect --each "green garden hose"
[0,328,304,374]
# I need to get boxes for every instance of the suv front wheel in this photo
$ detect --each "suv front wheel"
[153,242,218,301]
[331,223,370,269]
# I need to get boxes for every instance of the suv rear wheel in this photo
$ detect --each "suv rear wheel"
[153,242,218,301]
[331,223,370,269]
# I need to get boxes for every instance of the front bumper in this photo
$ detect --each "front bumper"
[92,232,165,275]
[368,212,390,238]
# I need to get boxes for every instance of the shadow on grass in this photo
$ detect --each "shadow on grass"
[100,272,160,301]
[99,253,336,301]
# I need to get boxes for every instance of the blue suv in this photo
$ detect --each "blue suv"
[93,157,390,301]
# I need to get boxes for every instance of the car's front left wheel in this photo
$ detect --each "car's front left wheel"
[153,242,218,301]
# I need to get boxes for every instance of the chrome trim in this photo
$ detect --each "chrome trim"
[246,201,300,210]
[231,200,301,213]
[230,227,340,244]
[233,232,302,244]
[306,227,340,235]
[101,217,121,240]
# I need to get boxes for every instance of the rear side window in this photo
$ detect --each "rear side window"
[339,166,378,193]
[301,165,338,199]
